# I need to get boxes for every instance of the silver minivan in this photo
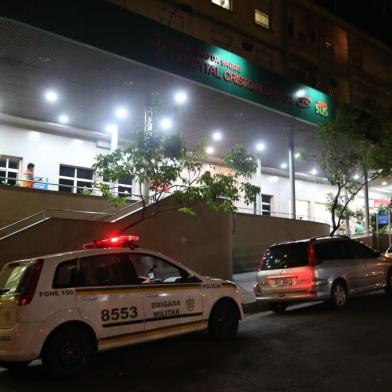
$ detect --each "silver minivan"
[254,236,392,312]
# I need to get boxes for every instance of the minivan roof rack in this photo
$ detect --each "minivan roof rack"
[309,235,351,242]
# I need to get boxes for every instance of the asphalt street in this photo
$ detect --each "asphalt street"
[1,291,392,392]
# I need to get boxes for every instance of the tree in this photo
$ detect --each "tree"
[316,104,392,235]
[93,129,260,229]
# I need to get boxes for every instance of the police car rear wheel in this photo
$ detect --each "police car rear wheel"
[208,300,239,339]
[42,326,94,376]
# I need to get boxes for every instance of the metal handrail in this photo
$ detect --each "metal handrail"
[0,175,132,195]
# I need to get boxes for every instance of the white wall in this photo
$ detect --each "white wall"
[1,123,390,227]
[0,125,109,191]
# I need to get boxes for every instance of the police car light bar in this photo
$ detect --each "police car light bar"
[83,235,140,249]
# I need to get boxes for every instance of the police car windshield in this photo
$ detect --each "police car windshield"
[0,261,33,295]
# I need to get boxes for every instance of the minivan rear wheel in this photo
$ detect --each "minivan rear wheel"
[330,281,347,309]
[268,302,288,313]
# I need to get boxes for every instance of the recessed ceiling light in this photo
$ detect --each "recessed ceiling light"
[44,90,58,103]
[295,89,306,98]
[160,118,172,130]
[105,123,118,134]
[38,56,51,62]
[58,114,69,124]
[174,91,187,104]
[206,146,215,155]
[115,106,128,119]
[280,162,288,169]
[255,142,266,152]
[212,131,222,141]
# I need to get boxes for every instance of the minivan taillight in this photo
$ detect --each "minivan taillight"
[307,243,322,266]
[18,259,44,306]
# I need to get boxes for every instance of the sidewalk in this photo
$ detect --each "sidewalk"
[233,271,258,304]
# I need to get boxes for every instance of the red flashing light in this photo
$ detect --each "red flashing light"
[18,259,43,306]
[307,242,322,266]
[83,235,140,249]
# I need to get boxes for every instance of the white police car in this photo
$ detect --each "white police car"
[0,235,243,376]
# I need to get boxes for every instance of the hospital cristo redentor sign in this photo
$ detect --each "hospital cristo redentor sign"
[151,33,335,124]
[0,0,337,124]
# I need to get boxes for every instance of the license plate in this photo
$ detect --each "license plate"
[274,278,292,286]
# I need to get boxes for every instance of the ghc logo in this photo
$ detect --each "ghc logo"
[315,101,328,117]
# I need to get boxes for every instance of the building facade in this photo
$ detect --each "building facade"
[0,0,391,235]
[111,0,392,109]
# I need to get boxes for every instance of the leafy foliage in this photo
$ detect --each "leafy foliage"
[317,104,392,235]
[93,106,260,225]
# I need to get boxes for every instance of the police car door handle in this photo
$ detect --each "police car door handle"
[80,295,98,301]
[145,292,158,298]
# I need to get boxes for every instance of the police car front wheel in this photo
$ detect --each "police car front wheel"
[41,325,94,376]
[208,300,239,340]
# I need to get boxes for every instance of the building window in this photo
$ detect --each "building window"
[118,175,133,198]
[59,164,93,193]
[255,9,270,29]
[261,194,272,216]
[0,156,20,186]
[211,0,232,11]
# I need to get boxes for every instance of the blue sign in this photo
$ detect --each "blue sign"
[377,214,389,226]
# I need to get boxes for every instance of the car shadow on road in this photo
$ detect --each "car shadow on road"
[0,331,257,392]
[273,290,392,317]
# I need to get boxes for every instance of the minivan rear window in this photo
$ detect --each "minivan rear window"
[0,261,34,295]
[261,242,309,270]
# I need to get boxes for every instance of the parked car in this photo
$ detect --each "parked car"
[254,236,392,312]
[0,235,243,376]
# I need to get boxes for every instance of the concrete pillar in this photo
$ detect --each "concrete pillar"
[288,128,296,219]
[364,171,370,234]
[255,158,262,215]
[109,125,118,196]
[141,104,154,200]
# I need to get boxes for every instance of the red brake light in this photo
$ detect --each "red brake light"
[307,243,321,266]
[83,235,140,249]
[18,259,43,306]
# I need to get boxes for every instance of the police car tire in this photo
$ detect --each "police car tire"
[42,326,94,376]
[208,300,239,340]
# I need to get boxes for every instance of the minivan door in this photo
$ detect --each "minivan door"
[348,241,384,290]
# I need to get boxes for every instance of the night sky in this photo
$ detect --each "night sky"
[311,0,392,46]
